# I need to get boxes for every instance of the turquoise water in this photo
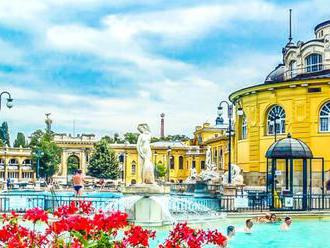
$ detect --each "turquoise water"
[150,218,330,248]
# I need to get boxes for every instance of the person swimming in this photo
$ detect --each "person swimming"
[281,216,292,231]
[256,212,271,223]
[227,225,235,239]
[244,219,254,233]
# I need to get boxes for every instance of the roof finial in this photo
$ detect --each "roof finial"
[288,9,293,44]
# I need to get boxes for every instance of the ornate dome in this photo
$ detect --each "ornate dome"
[264,64,285,84]
[265,133,313,159]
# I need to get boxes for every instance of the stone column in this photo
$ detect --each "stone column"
[61,151,67,177]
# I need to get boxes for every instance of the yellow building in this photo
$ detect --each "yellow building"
[192,122,230,172]
[111,141,207,185]
[0,146,35,182]
[229,19,330,185]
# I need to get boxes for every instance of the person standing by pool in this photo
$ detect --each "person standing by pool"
[72,169,84,196]
[281,216,292,231]
[244,219,254,233]
[226,226,236,239]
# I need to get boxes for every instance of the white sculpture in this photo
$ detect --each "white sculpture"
[137,124,155,184]
[184,167,198,183]
[199,147,220,182]
[222,164,244,185]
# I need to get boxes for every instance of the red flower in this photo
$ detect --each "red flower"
[23,207,48,223]
[124,225,155,247]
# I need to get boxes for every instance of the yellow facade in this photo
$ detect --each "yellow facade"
[230,78,330,184]
[111,142,207,185]
[0,147,35,182]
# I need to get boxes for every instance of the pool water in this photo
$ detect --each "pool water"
[150,218,330,248]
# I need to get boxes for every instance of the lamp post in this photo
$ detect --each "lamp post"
[0,91,14,111]
[34,149,44,180]
[218,101,234,184]
[0,91,13,190]
[3,147,7,190]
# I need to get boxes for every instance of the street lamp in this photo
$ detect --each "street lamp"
[0,91,14,110]
[218,101,234,184]
[34,149,44,180]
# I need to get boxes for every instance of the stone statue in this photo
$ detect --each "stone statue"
[199,146,220,182]
[222,164,244,185]
[137,124,155,184]
[45,113,52,131]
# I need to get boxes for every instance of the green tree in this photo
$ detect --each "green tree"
[13,132,27,147]
[29,130,62,179]
[101,135,114,144]
[123,132,139,144]
[67,156,79,175]
[155,163,167,178]
[0,122,10,147]
[88,139,120,179]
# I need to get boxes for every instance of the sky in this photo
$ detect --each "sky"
[0,0,329,141]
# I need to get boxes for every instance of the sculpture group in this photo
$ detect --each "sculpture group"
[136,123,243,186]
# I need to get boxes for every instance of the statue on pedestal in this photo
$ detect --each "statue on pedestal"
[222,164,244,185]
[137,124,155,184]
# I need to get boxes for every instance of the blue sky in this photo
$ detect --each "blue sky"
[0,0,329,141]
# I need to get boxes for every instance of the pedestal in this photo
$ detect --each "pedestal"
[121,184,170,195]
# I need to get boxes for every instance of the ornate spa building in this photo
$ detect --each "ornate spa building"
[229,19,330,184]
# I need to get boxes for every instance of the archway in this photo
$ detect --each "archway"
[67,155,80,175]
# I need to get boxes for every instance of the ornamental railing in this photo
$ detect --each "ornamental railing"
[283,63,330,81]
[0,192,330,213]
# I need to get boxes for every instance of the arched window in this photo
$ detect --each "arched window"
[267,105,286,135]
[9,159,18,165]
[170,156,175,169]
[179,156,183,170]
[241,115,247,139]
[305,54,322,73]
[22,159,32,165]
[131,162,136,174]
[289,60,297,78]
[320,102,330,132]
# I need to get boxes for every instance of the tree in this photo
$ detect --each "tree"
[29,130,62,179]
[155,163,167,178]
[13,132,27,147]
[88,139,120,179]
[123,132,139,144]
[0,122,10,146]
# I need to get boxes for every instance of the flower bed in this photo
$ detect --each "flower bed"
[0,201,227,247]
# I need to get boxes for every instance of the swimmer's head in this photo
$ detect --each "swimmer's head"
[227,225,235,236]
[284,216,292,225]
[246,219,253,228]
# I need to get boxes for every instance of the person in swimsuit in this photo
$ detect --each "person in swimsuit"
[72,169,84,196]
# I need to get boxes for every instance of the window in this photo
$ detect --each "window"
[305,54,322,73]
[267,105,286,135]
[179,156,183,170]
[241,115,247,139]
[9,159,18,165]
[201,161,205,170]
[192,160,196,169]
[131,162,136,174]
[320,102,330,132]
[219,149,223,169]
[170,156,175,169]
[289,60,297,78]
